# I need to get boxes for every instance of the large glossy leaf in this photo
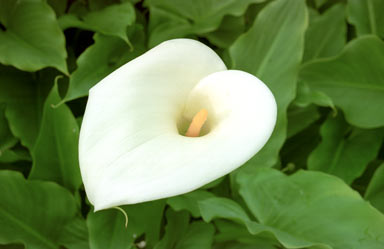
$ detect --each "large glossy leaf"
[213,220,279,249]
[0,0,67,73]
[230,0,307,169]
[303,4,346,62]
[237,168,384,249]
[87,209,132,249]
[0,149,30,164]
[88,200,165,249]
[195,197,283,248]
[58,2,135,45]
[29,83,81,192]
[204,15,245,48]
[199,197,251,224]
[300,36,384,128]
[154,209,190,249]
[58,217,90,249]
[63,26,146,102]
[146,0,266,47]
[0,171,78,249]
[0,66,52,150]
[155,209,215,249]
[308,114,383,184]
[173,221,215,249]
[347,0,384,38]
[365,163,384,213]
[167,190,215,218]
[294,81,335,111]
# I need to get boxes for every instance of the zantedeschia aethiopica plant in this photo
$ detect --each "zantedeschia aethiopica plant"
[79,39,277,211]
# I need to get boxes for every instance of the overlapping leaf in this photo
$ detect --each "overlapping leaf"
[167,190,215,218]
[0,0,67,73]
[303,4,346,62]
[0,171,78,249]
[0,66,52,150]
[365,163,384,213]
[347,0,384,38]
[146,0,266,47]
[88,200,165,249]
[155,209,215,249]
[58,2,135,46]
[300,36,384,128]
[63,25,146,102]
[308,114,383,184]
[29,83,82,192]
[0,106,17,155]
[239,168,384,249]
[230,0,308,169]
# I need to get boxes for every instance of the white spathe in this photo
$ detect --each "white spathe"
[79,39,277,211]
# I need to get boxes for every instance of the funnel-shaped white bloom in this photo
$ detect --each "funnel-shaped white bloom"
[79,39,277,211]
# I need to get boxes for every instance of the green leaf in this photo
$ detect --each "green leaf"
[87,209,132,249]
[29,83,82,192]
[213,240,276,249]
[214,220,279,249]
[287,104,320,138]
[303,4,346,62]
[230,0,308,169]
[0,170,78,249]
[88,0,122,11]
[88,200,165,249]
[46,0,67,17]
[0,149,30,163]
[294,81,336,111]
[347,0,384,38]
[0,66,52,150]
[174,221,215,249]
[365,163,384,213]
[0,244,23,249]
[308,114,383,184]
[0,106,17,152]
[125,200,166,247]
[199,197,251,224]
[58,2,135,45]
[64,26,146,102]
[280,121,321,171]
[155,209,215,249]
[58,217,90,249]
[237,168,384,249]
[314,0,328,8]
[189,197,281,247]
[146,0,266,47]
[300,36,384,128]
[0,0,67,73]
[167,190,215,218]
[154,209,190,249]
[204,15,245,48]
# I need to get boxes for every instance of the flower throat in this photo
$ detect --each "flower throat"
[185,109,208,137]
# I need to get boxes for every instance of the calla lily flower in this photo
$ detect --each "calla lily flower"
[79,39,277,211]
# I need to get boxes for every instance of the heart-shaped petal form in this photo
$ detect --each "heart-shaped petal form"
[79,39,277,211]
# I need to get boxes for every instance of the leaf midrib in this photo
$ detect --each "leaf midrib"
[0,207,57,249]
[328,139,345,174]
[256,2,305,78]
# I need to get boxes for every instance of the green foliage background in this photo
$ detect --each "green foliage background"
[1,0,384,248]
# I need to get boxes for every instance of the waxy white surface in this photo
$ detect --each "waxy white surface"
[79,39,277,211]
